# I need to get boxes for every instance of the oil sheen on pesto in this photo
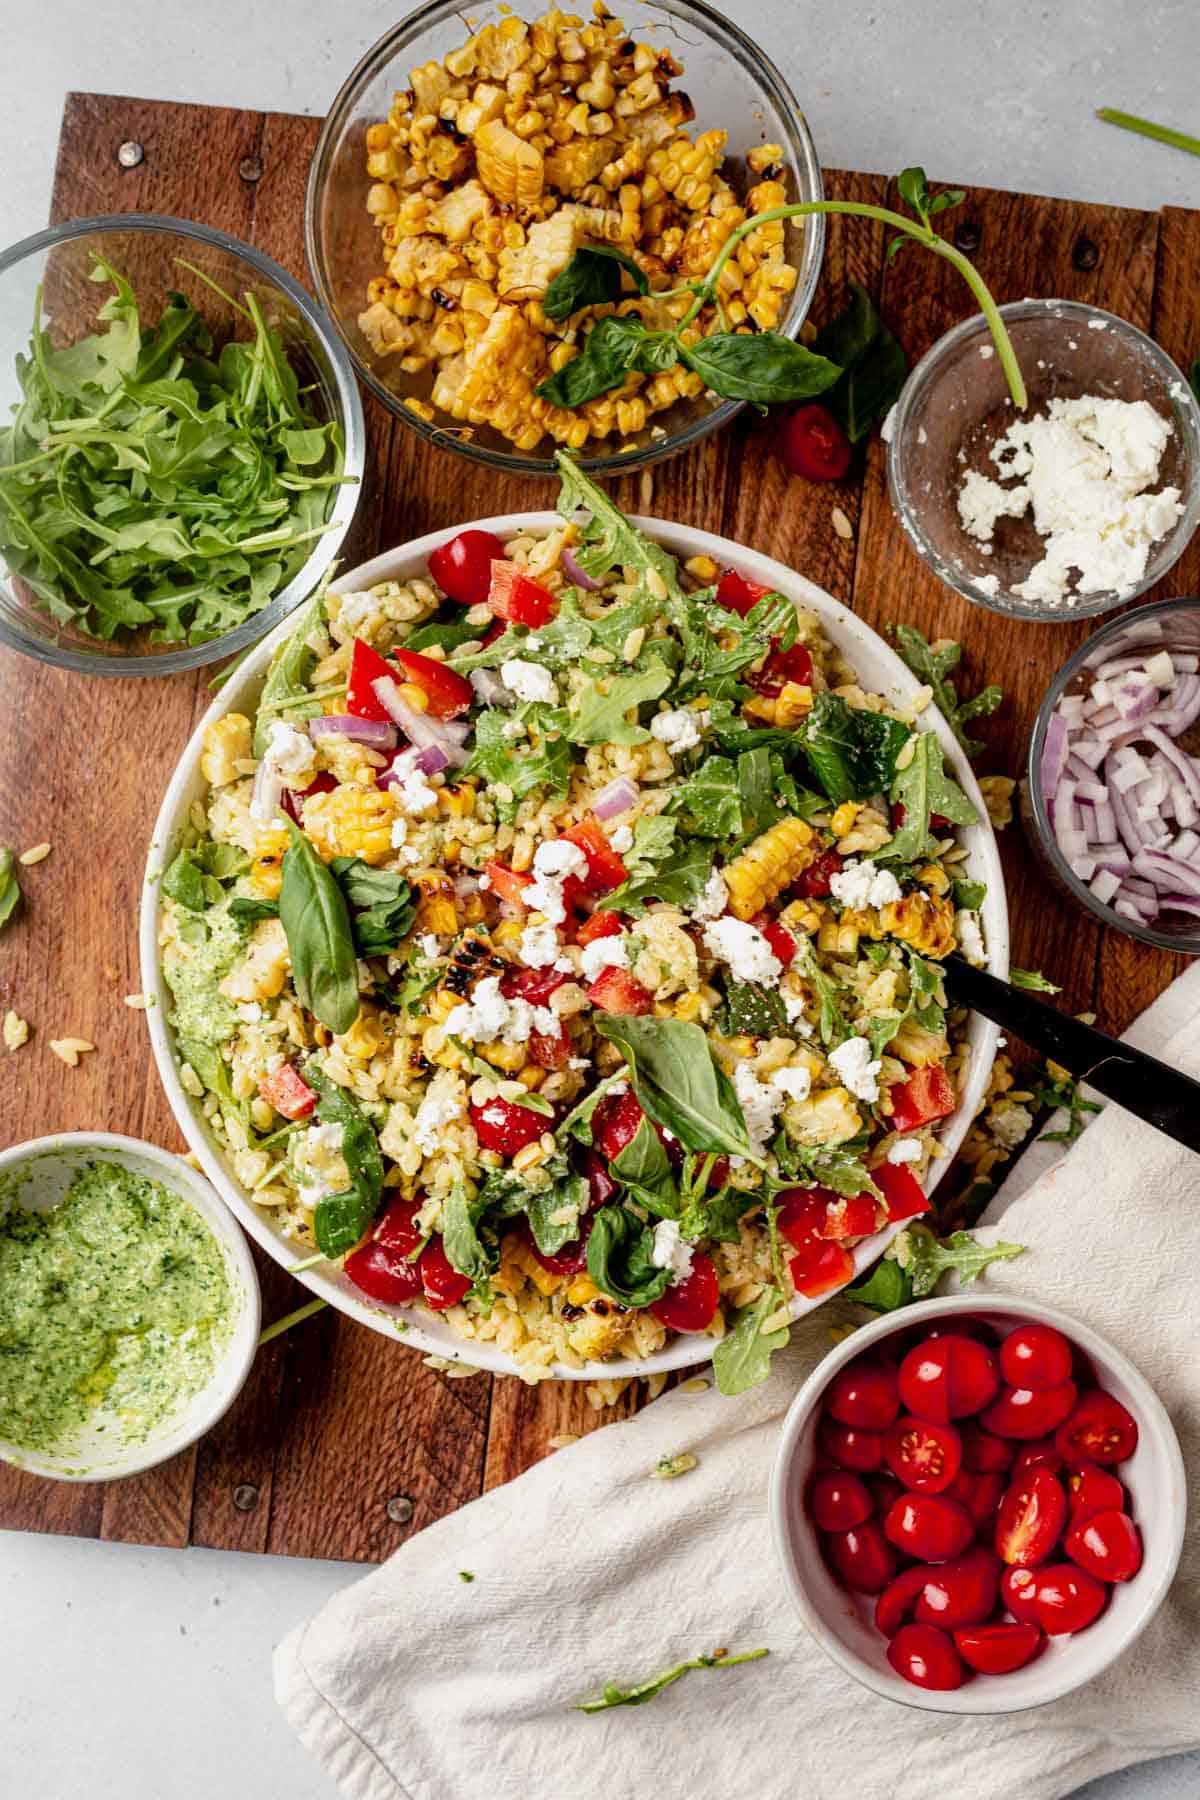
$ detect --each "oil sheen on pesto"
[0,1160,234,1452]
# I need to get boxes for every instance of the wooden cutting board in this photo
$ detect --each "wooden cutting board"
[0,91,1195,1560]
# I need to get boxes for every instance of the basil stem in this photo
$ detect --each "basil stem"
[1095,108,1200,160]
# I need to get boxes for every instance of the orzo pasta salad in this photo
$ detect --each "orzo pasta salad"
[159,459,989,1386]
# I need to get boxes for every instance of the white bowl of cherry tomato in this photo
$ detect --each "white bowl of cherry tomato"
[769,1294,1186,1712]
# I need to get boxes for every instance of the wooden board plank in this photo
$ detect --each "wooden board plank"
[2,91,1196,1558]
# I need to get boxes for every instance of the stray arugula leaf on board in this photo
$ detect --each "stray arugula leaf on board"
[1010,967,1062,994]
[901,1225,1025,1296]
[894,625,1002,761]
[813,282,909,442]
[712,1286,789,1396]
[542,245,649,320]
[0,849,22,932]
[1031,1067,1103,1144]
[574,1647,768,1714]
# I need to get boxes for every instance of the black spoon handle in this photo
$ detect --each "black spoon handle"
[943,956,1200,1157]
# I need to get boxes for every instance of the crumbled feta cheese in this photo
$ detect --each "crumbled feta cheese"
[389,747,439,816]
[293,1120,349,1200]
[418,933,442,960]
[649,708,703,754]
[650,1218,695,1283]
[829,858,903,912]
[955,909,987,965]
[334,590,378,632]
[531,1005,560,1036]
[692,867,728,921]
[772,1065,812,1104]
[988,1102,1034,1149]
[828,1035,882,1103]
[501,659,559,705]
[251,720,316,819]
[888,1137,922,1165]
[414,1070,466,1155]
[609,824,634,854]
[444,976,536,1046]
[519,922,564,968]
[390,817,408,850]
[579,933,631,983]
[733,1063,787,1156]
[524,838,589,924]
[780,985,814,1036]
[238,1002,263,1023]
[702,917,782,985]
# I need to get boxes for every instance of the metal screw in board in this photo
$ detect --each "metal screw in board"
[116,141,144,170]
[1073,236,1100,271]
[386,1495,414,1525]
[239,156,264,184]
[232,1483,260,1512]
[953,220,981,254]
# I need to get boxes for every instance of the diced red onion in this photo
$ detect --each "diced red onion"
[1112,674,1159,722]
[1090,869,1121,904]
[309,713,398,751]
[561,547,603,591]
[1070,854,1096,881]
[1075,779,1109,803]
[1114,898,1147,922]
[592,776,639,821]
[414,744,451,776]
[1041,712,1069,805]
[1070,736,1107,771]
[372,675,471,767]
[1157,894,1200,918]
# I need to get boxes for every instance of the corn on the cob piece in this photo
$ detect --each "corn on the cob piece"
[475,119,544,206]
[878,891,956,959]
[413,869,459,936]
[497,212,578,300]
[301,786,398,866]
[200,713,252,787]
[724,818,815,920]
[440,931,505,999]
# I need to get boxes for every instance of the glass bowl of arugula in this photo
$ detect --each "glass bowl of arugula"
[0,214,365,676]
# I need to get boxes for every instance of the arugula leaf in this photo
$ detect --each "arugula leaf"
[465,705,571,818]
[565,658,673,745]
[802,692,911,803]
[279,821,360,1034]
[894,625,1002,761]
[813,283,909,442]
[543,245,649,320]
[1010,967,1061,994]
[952,878,987,911]
[771,1132,880,1198]
[377,946,442,1016]
[679,1184,761,1245]
[161,847,223,912]
[902,1225,1024,1296]
[305,1066,385,1258]
[680,332,841,405]
[667,755,742,837]
[792,938,850,1047]
[842,1256,913,1312]
[905,949,946,1034]
[330,857,417,957]
[594,1015,756,1160]
[885,731,979,863]
[712,1286,789,1395]
[441,1180,497,1285]
[597,838,713,916]
[449,598,593,673]
[254,590,328,754]
[718,982,788,1037]
[0,849,21,932]
[575,1648,768,1713]
[586,1205,671,1308]
[555,454,682,599]
[404,609,489,654]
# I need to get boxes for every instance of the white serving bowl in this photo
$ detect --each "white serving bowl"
[0,1134,260,1482]
[770,1294,1187,1713]
[141,518,1008,1381]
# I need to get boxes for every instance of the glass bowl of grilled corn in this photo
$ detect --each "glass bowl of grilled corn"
[306,0,824,476]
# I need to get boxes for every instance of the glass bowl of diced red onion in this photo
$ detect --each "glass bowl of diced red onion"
[1026,598,1200,952]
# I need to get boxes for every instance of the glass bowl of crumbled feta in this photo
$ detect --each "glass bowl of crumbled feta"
[887,300,1200,622]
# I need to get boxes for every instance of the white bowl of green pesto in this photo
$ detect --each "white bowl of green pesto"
[0,1135,260,1481]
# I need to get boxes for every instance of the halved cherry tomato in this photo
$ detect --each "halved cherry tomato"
[575,908,625,946]
[344,1197,424,1305]
[748,641,815,698]
[390,646,473,719]
[346,636,397,722]
[887,1623,964,1691]
[484,860,534,906]
[995,1467,1067,1568]
[563,815,627,894]
[779,403,853,483]
[529,1025,572,1069]
[1001,1564,1043,1625]
[819,1420,884,1473]
[870,1472,905,1515]
[1054,1388,1139,1466]
[715,569,774,618]
[954,1622,1043,1675]
[590,1089,646,1163]
[1035,1563,1107,1635]
[428,527,507,606]
[1066,1462,1126,1523]
[419,1236,472,1310]
[499,965,568,1005]
[282,770,337,823]
[982,1381,1078,1440]
[587,966,654,1014]
[826,1357,900,1431]
[809,1470,874,1532]
[793,847,843,899]
[883,1493,974,1562]
[914,1546,1001,1629]
[760,917,798,968]
[899,1334,999,1424]
[258,1063,317,1121]
[953,1469,1007,1533]
[1012,1439,1063,1479]
[885,1416,962,1494]
[1000,1322,1074,1391]
[873,1162,931,1224]
[487,560,557,627]
[824,1521,896,1593]
[1064,1508,1142,1582]
[649,1251,720,1333]
[874,1565,929,1636]
[960,1423,1015,1472]
[789,1240,855,1298]
[888,1064,957,1134]
[469,1096,547,1156]
[778,1187,838,1248]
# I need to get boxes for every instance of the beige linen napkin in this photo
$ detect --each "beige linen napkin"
[276,965,1200,1800]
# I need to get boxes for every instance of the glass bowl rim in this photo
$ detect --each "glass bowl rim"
[887,298,1200,626]
[0,210,366,678]
[303,0,826,477]
[1027,593,1200,955]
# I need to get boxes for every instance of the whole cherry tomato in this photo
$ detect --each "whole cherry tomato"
[1000,1322,1074,1391]
[428,528,507,606]
[995,1466,1068,1568]
[809,1471,873,1532]
[960,1422,1015,1472]
[914,1546,1001,1630]
[826,1357,901,1431]
[980,1380,1078,1440]
[954,1622,1044,1675]
[649,1253,720,1333]
[874,1565,929,1636]
[778,403,853,482]
[883,1494,974,1563]
[898,1334,999,1423]
[1035,1563,1107,1635]
[1000,1564,1043,1625]
[1065,1462,1126,1523]
[947,1468,1007,1532]
[886,1623,965,1691]
[870,1472,905,1516]
[418,1237,471,1310]
[344,1197,424,1305]
[1064,1508,1143,1583]
[824,1521,896,1593]
[884,1416,962,1494]
[819,1419,884,1473]
[470,1096,548,1157]
[1054,1388,1139,1466]
[1011,1438,1063,1479]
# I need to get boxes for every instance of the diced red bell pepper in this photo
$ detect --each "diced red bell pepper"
[258,1063,317,1121]
[587,966,654,1014]
[346,637,397,722]
[824,1193,882,1240]
[575,908,625,946]
[790,1239,855,1298]
[390,647,473,720]
[889,1064,958,1135]
[759,917,798,967]
[418,1237,472,1309]
[874,1163,931,1223]
[470,1096,548,1157]
[344,1197,424,1305]
[795,847,844,898]
[778,1186,839,1248]
[487,561,557,627]
[748,641,814,697]
[563,816,627,895]
[428,528,507,607]
[485,860,533,906]
[282,771,337,823]
[716,569,774,618]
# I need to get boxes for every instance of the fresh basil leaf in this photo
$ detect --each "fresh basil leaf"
[594,1015,756,1160]
[330,857,417,957]
[894,625,1002,761]
[162,847,223,912]
[565,658,673,746]
[612,1117,679,1218]
[843,1255,912,1311]
[279,821,360,1033]
[597,839,713,916]
[586,1204,671,1307]
[802,692,911,803]
[229,895,280,924]
[814,282,908,443]
[441,1180,497,1285]
[952,878,987,911]
[0,849,21,932]
[1010,967,1061,994]
[555,453,682,600]
[717,982,788,1037]
[885,731,979,863]
[902,1225,1024,1297]
[712,1286,789,1395]
[679,1184,760,1245]
[537,315,672,408]
[667,755,742,837]
[542,245,649,320]
[557,1070,632,1145]
[680,332,841,405]
[305,1065,385,1258]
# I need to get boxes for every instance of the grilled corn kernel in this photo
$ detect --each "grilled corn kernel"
[201,714,252,787]
[566,1273,600,1306]
[830,802,861,839]
[302,786,398,865]
[724,817,816,919]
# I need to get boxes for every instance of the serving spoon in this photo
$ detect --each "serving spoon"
[942,956,1200,1157]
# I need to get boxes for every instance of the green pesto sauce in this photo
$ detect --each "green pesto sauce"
[0,1161,234,1453]
[162,901,243,1047]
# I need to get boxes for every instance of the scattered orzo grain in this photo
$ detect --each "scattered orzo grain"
[831,506,854,541]
[18,842,51,866]
[3,1010,29,1052]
